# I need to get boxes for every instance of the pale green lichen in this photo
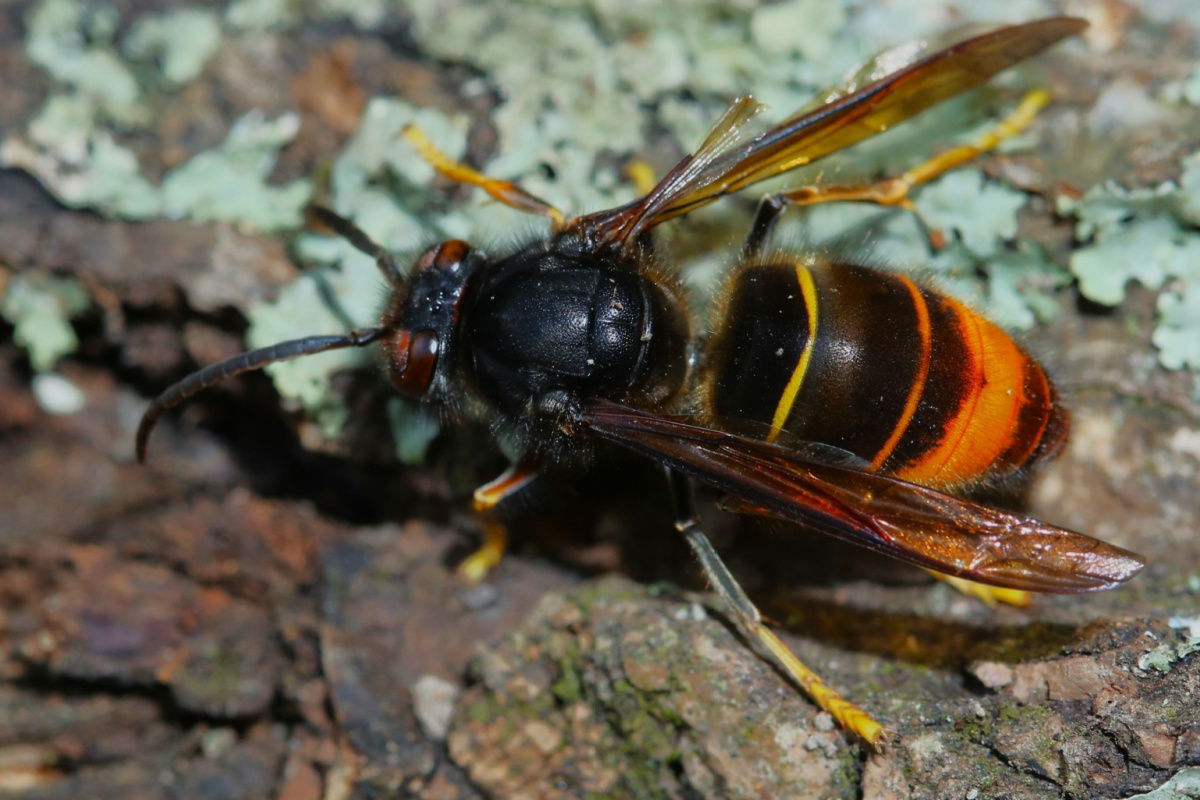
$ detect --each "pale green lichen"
[1,95,161,218]
[27,93,98,164]
[1154,283,1200,371]
[1139,642,1179,673]
[0,272,91,372]
[1067,215,1179,306]
[1176,151,1200,226]
[1185,66,1200,106]
[1127,0,1200,36]
[751,0,846,63]
[1171,616,1200,640]
[1160,63,1200,106]
[160,111,312,230]
[982,241,1072,330]
[1059,149,1200,374]
[315,0,388,29]
[3,106,309,229]
[330,99,470,211]
[923,238,1071,331]
[1137,617,1200,674]
[124,8,222,86]
[245,250,381,438]
[409,1,648,155]
[915,168,1028,259]
[225,0,297,30]
[1123,767,1200,800]
[6,0,311,231]
[2,1,174,217]
[25,0,149,127]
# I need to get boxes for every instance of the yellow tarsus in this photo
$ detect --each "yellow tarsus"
[457,520,508,584]
[900,88,1049,188]
[757,626,894,749]
[401,124,566,228]
[772,88,1052,252]
[927,570,1032,608]
[625,159,658,196]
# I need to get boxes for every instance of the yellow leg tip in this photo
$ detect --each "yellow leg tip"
[756,626,892,750]
[859,719,898,752]
[456,550,498,584]
[1019,88,1052,115]
[928,571,1032,608]
[978,586,1033,608]
[403,124,567,229]
[625,159,658,196]
[456,522,507,584]
[400,124,437,159]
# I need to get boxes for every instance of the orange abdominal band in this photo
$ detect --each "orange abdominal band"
[897,298,1026,487]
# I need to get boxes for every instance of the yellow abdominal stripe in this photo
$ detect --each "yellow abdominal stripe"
[767,262,818,444]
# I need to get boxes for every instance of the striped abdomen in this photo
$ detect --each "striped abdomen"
[702,259,1068,490]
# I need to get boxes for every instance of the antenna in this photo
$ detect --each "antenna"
[307,206,405,285]
[136,326,386,463]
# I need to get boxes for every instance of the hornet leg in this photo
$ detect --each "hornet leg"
[624,159,659,196]
[457,457,542,583]
[926,569,1032,608]
[402,126,566,230]
[668,469,892,750]
[744,89,1050,257]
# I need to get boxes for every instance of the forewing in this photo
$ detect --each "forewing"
[794,22,1001,111]
[580,400,1144,593]
[580,17,1085,247]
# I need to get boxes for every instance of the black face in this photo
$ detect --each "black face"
[382,239,484,400]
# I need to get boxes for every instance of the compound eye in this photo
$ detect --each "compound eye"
[413,240,470,275]
[388,329,439,398]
